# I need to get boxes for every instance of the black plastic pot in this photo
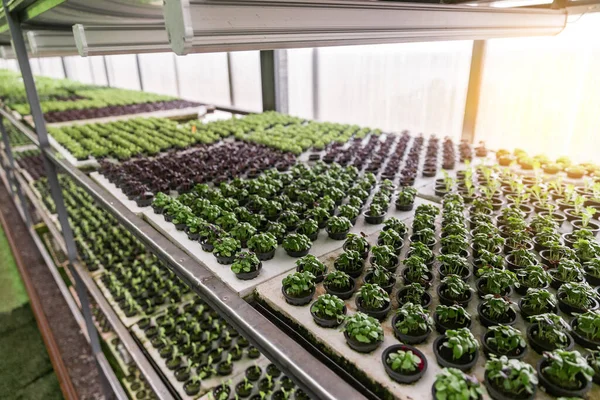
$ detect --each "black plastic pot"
[343,242,370,260]
[476,277,512,298]
[327,229,349,240]
[356,296,391,321]
[391,313,431,344]
[436,284,472,308]
[434,311,472,334]
[570,318,600,349]
[526,324,574,354]
[537,359,592,398]
[285,248,310,258]
[587,354,600,385]
[235,263,262,280]
[481,330,527,360]
[395,202,414,212]
[255,249,276,261]
[477,302,517,328]
[381,344,427,384]
[549,270,584,290]
[281,286,315,306]
[484,371,536,400]
[571,219,600,235]
[364,211,385,225]
[364,272,396,294]
[558,292,599,316]
[396,287,432,308]
[585,269,600,286]
[344,331,382,353]
[311,305,346,328]
[200,240,214,252]
[518,298,558,321]
[186,230,200,241]
[371,256,399,273]
[324,277,356,300]
[433,335,478,372]
[183,381,201,396]
[296,266,325,283]
[438,265,472,280]
[402,268,434,286]
[514,280,548,296]
[215,254,236,265]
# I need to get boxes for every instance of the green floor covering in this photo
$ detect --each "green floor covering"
[0,225,63,400]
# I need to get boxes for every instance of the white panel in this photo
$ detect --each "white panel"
[30,58,42,75]
[475,13,600,162]
[89,56,108,86]
[63,55,94,83]
[37,57,65,79]
[229,51,262,112]
[287,48,314,119]
[105,54,141,90]
[138,53,179,97]
[317,41,472,139]
[175,52,230,104]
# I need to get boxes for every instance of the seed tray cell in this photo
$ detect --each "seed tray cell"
[142,197,435,297]
[131,300,268,399]
[255,214,600,400]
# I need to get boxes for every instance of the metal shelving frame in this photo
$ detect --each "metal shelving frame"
[0,2,367,400]
[1,1,597,399]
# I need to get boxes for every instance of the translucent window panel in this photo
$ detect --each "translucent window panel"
[288,48,314,119]
[105,54,141,90]
[315,41,473,139]
[138,53,179,97]
[30,58,41,75]
[36,57,65,79]
[63,56,94,84]
[175,53,230,105]
[475,13,600,162]
[229,51,262,112]
[89,56,108,86]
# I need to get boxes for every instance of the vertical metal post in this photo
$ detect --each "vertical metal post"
[312,48,320,120]
[0,116,32,227]
[135,54,144,91]
[103,55,111,87]
[461,40,486,144]
[2,2,107,393]
[226,52,235,106]
[60,56,68,79]
[260,50,288,112]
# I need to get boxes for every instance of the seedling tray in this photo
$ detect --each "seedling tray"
[131,301,269,399]
[142,197,434,298]
[255,214,600,400]
[90,171,148,216]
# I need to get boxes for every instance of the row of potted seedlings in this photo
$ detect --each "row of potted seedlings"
[149,162,419,280]
[135,297,281,399]
[496,148,600,180]
[227,113,378,155]
[16,149,46,181]
[433,168,600,397]
[100,140,296,205]
[36,176,191,318]
[320,131,407,181]
[277,181,600,398]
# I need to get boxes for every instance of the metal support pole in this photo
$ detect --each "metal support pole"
[226,52,235,106]
[312,48,320,120]
[135,54,144,91]
[2,3,108,396]
[461,40,487,144]
[260,50,288,112]
[103,55,111,87]
[0,116,32,227]
[60,57,68,79]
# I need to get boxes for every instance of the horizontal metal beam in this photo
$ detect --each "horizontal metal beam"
[27,29,78,57]
[1,107,365,400]
[164,0,567,54]
[73,24,170,57]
